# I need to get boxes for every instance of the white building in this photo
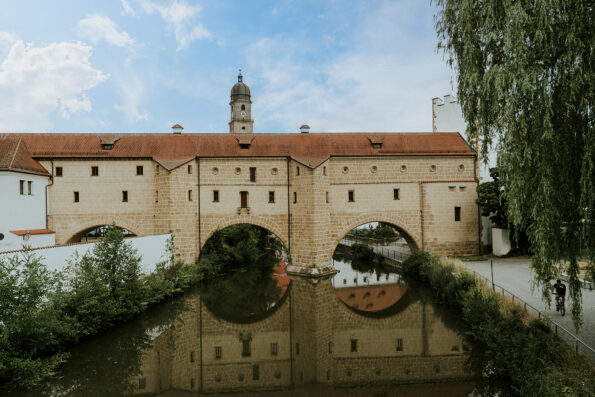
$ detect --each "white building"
[0,136,55,252]
[432,94,467,135]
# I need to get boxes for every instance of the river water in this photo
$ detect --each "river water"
[13,249,490,396]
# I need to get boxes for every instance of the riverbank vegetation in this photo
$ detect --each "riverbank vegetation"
[0,227,201,391]
[402,251,595,396]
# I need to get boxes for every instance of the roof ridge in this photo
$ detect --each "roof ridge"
[9,137,21,169]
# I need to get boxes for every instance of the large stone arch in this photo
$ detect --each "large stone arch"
[200,215,289,253]
[64,218,144,244]
[327,212,421,266]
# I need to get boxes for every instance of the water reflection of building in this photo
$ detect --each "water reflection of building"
[133,277,470,394]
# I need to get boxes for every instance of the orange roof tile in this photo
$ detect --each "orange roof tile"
[2,132,474,171]
[0,135,50,176]
[10,229,56,236]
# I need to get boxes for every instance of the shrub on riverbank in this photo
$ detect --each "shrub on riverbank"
[401,251,594,396]
[0,227,202,391]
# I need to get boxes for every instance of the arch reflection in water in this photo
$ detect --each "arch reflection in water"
[131,278,473,395]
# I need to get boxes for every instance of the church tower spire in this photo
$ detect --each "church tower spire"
[229,70,253,134]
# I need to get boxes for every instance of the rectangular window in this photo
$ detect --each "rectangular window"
[213,190,219,202]
[250,167,256,182]
[351,339,358,352]
[215,346,222,359]
[27,181,32,195]
[323,166,327,175]
[136,165,143,175]
[91,166,98,176]
[188,190,193,201]
[74,191,79,202]
[188,164,192,174]
[138,378,146,390]
[122,191,128,202]
[293,192,297,204]
[240,191,248,208]
[268,191,275,203]
[270,342,278,356]
[295,343,300,355]
[296,166,300,176]
[190,351,195,363]
[326,191,329,203]
[190,378,195,388]
[156,164,160,175]
[55,167,63,177]
[393,188,400,200]
[242,340,251,357]
[396,338,403,351]
[454,206,461,222]
[252,364,260,380]
[328,341,332,354]
[348,190,354,202]
[155,190,159,202]
[19,180,24,195]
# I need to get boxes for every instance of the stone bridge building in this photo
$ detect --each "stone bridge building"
[1,73,479,273]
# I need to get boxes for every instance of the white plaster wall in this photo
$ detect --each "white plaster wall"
[432,95,467,134]
[0,171,50,251]
[492,228,511,256]
[0,234,171,274]
[481,215,493,247]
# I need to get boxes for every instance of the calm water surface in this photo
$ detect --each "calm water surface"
[13,249,491,396]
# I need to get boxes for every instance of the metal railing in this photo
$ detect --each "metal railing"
[469,269,595,363]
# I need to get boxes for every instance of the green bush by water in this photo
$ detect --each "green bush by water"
[401,251,594,397]
[0,227,202,391]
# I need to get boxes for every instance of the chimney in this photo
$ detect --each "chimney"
[172,124,184,134]
[300,124,310,133]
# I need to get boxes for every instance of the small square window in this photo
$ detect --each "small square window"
[350,339,358,352]
[188,190,193,201]
[91,166,98,176]
[74,191,79,202]
[293,192,297,204]
[393,188,400,200]
[27,181,32,195]
[122,191,128,202]
[269,191,275,203]
[348,190,354,202]
[136,165,143,175]
[454,206,461,222]
[396,338,403,351]
[215,346,222,359]
[55,167,63,177]
[188,164,192,174]
[213,190,219,202]
[270,342,278,356]
[19,180,24,195]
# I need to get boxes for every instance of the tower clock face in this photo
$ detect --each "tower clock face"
[241,111,246,117]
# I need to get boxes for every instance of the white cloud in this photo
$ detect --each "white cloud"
[0,36,108,131]
[121,0,136,16]
[114,75,148,121]
[246,2,455,133]
[77,15,135,48]
[137,0,211,49]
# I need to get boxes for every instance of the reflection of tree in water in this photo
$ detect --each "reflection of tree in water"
[199,224,284,321]
[14,297,188,397]
[334,243,391,277]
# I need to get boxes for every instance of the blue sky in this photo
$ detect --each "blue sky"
[0,0,458,134]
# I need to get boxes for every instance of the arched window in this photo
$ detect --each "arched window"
[241,104,246,111]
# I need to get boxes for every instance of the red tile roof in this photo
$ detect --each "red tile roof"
[10,229,56,236]
[335,283,407,312]
[0,136,51,176]
[2,132,474,171]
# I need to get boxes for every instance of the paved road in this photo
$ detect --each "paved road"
[461,256,595,361]
[340,238,412,261]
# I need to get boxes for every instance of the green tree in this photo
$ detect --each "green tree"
[0,249,73,390]
[435,0,594,329]
[64,225,144,335]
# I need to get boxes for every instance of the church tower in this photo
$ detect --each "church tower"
[229,70,253,134]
